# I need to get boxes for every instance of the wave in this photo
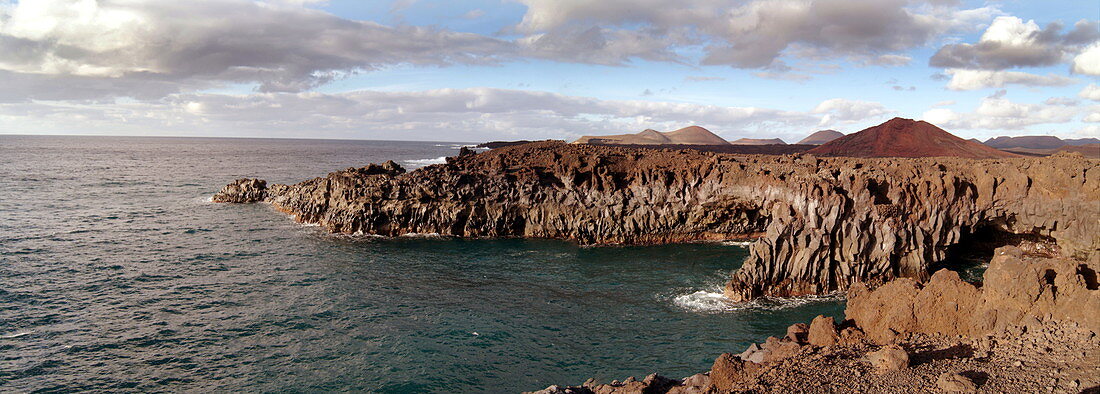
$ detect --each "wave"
[671,287,844,313]
[720,240,754,247]
[1,331,31,339]
[402,156,447,168]
[434,144,483,149]
[398,232,443,238]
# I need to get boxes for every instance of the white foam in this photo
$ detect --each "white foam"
[1,331,30,339]
[721,240,754,247]
[670,287,844,313]
[402,156,447,168]
[673,290,744,313]
[399,232,443,238]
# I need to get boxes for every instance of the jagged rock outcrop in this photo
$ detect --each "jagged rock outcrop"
[212,178,268,203]
[846,246,1100,343]
[530,248,1100,393]
[215,139,1099,302]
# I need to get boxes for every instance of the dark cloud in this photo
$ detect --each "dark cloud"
[0,0,513,96]
[516,0,993,70]
[930,17,1099,70]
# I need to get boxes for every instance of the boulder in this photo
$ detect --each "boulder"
[785,323,809,344]
[807,315,839,347]
[867,344,909,373]
[667,373,710,394]
[760,337,803,363]
[936,372,978,393]
[709,353,761,392]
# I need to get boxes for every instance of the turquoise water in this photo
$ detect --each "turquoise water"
[0,136,844,392]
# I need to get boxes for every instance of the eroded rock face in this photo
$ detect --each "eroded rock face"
[847,246,1100,341]
[215,142,1100,301]
[532,250,1099,393]
[211,178,267,203]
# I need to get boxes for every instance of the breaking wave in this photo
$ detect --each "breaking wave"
[671,287,844,313]
[402,156,447,168]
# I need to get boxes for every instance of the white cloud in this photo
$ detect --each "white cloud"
[1072,43,1100,76]
[867,54,913,66]
[1076,125,1100,137]
[1044,97,1079,106]
[1080,84,1100,101]
[922,96,1079,130]
[944,69,1076,90]
[0,88,823,141]
[813,98,892,127]
[930,16,1099,70]
[512,0,995,69]
[0,0,512,94]
[684,76,725,82]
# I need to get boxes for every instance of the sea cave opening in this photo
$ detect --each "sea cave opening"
[932,223,1058,283]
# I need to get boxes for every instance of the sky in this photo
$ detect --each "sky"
[0,0,1097,143]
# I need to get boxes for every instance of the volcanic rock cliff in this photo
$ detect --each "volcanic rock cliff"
[528,246,1100,393]
[214,140,1099,302]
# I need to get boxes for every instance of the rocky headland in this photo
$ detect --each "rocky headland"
[214,117,1099,392]
[215,119,1098,302]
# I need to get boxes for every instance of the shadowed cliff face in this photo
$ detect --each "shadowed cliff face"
[213,141,1100,301]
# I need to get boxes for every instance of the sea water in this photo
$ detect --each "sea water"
[0,136,843,392]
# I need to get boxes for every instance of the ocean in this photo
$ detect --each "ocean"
[0,135,843,392]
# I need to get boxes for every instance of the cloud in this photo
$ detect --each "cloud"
[1081,84,1100,101]
[944,69,1076,90]
[1076,125,1100,137]
[0,0,512,95]
[684,76,725,82]
[1044,97,1079,106]
[1084,111,1100,123]
[0,87,822,141]
[930,17,1099,70]
[922,95,1079,130]
[1072,43,1100,75]
[517,26,679,65]
[511,0,994,70]
[867,54,913,66]
[813,98,892,127]
[463,9,486,19]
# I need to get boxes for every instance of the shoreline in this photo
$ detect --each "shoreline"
[213,141,1098,302]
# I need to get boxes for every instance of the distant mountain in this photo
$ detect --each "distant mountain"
[1064,138,1100,146]
[574,126,730,145]
[807,118,1018,159]
[984,136,1066,150]
[797,130,844,145]
[1057,143,1100,158]
[730,138,786,145]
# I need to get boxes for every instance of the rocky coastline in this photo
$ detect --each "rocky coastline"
[214,137,1099,393]
[527,246,1100,393]
[214,139,1098,302]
